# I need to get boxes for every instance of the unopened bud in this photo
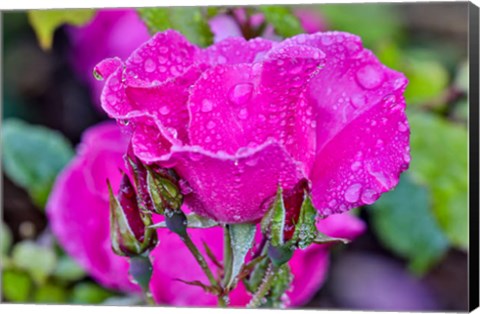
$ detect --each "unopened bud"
[146,167,183,214]
[125,149,154,213]
[108,174,157,256]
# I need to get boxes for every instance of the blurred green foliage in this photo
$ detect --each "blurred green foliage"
[1,119,74,208]
[28,9,95,50]
[408,110,468,250]
[137,7,214,47]
[258,6,304,37]
[370,174,449,275]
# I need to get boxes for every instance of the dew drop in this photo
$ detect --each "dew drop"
[229,83,253,105]
[144,58,156,73]
[356,64,384,89]
[350,93,367,108]
[360,189,378,205]
[201,99,213,112]
[159,106,170,115]
[351,161,362,171]
[206,121,216,129]
[344,183,362,203]
[398,121,408,132]
[238,108,248,120]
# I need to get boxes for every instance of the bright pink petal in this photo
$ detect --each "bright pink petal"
[188,45,324,173]
[124,30,199,84]
[47,123,137,292]
[167,142,305,223]
[199,37,275,65]
[279,32,409,215]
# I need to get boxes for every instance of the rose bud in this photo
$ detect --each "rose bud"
[108,173,157,256]
[146,166,183,215]
[124,145,155,213]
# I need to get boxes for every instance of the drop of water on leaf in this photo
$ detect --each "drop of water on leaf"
[344,183,362,203]
[228,83,253,105]
[356,64,384,89]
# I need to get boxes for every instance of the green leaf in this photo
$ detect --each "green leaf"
[28,9,96,50]
[137,7,213,47]
[370,173,449,274]
[12,241,57,284]
[225,223,256,289]
[313,232,349,245]
[290,195,317,249]
[408,110,468,249]
[34,283,68,303]
[52,256,86,282]
[149,213,218,229]
[71,282,116,304]
[1,221,13,256]
[261,187,286,247]
[403,55,449,105]
[258,6,304,38]
[1,119,74,208]
[2,269,33,302]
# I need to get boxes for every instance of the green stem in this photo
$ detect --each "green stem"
[181,234,217,286]
[181,233,227,307]
[247,262,276,308]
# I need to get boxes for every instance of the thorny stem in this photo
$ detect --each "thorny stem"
[180,233,226,307]
[247,262,276,308]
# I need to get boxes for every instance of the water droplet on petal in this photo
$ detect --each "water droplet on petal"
[159,106,170,115]
[238,108,248,120]
[350,93,367,108]
[144,58,156,73]
[351,161,362,171]
[360,189,378,205]
[201,99,213,112]
[398,121,408,132]
[356,64,384,89]
[206,121,216,129]
[229,83,253,105]
[344,183,362,203]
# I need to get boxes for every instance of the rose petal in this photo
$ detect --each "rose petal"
[199,37,275,65]
[168,142,305,223]
[188,45,324,172]
[124,30,199,84]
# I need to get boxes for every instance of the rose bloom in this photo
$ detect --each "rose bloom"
[96,30,409,224]
[47,123,365,306]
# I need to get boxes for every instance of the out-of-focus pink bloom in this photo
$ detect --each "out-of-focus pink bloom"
[68,10,150,107]
[47,123,365,306]
[294,8,327,33]
[46,122,136,291]
[96,30,409,224]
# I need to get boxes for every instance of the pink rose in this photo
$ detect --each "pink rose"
[47,123,365,306]
[96,30,409,224]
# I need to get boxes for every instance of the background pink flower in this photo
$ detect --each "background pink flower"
[47,122,365,306]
